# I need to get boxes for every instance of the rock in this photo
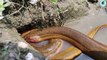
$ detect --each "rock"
[58,0,89,20]
[0,23,46,60]
[0,42,46,60]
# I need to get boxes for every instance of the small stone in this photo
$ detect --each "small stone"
[30,0,38,4]
[25,52,35,60]
[17,42,28,48]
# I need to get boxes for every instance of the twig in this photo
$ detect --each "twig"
[4,0,25,17]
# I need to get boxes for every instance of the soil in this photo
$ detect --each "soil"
[1,0,89,33]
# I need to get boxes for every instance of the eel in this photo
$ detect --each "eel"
[51,46,81,59]
[22,29,63,56]
[88,24,107,38]
[24,27,107,60]
[30,39,63,56]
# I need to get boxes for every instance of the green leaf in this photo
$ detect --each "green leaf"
[0,4,4,8]
[0,0,4,8]
[0,0,5,12]
[0,7,5,12]
[50,0,58,4]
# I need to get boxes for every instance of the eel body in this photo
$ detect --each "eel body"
[30,39,63,56]
[24,27,107,60]
[22,29,63,56]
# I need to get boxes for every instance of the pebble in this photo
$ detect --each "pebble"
[25,52,35,60]
[17,42,28,48]
[30,0,38,4]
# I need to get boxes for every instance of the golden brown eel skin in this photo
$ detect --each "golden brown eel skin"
[24,27,107,60]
